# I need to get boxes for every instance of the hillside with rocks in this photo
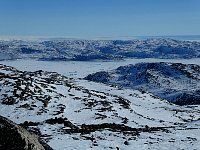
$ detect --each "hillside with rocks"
[85,62,200,105]
[0,63,200,149]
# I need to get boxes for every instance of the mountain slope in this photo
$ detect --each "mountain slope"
[0,63,200,149]
[85,62,200,105]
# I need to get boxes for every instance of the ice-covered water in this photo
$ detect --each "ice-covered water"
[1,58,200,78]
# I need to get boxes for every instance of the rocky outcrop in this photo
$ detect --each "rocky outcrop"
[0,115,52,150]
[85,62,200,105]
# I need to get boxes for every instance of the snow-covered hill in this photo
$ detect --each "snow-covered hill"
[85,62,200,105]
[0,38,200,61]
[0,63,200,149]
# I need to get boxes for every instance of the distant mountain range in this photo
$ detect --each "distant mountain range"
[0,38,200,61]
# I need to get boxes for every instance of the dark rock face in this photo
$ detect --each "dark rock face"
[174,93,200,106]
[86,71,111,83]
[0,115,51,150]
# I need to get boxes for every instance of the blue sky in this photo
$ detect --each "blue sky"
[0,0,199,37]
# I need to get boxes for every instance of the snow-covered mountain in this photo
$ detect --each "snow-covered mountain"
[0,63,200,149]
[85,62,200,105]
[1,37,200,149]
[0,38,200,61]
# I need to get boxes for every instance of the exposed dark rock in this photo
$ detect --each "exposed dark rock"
[63,123,172,135]
[0,115,52,150]
[174,93,200,105]
[45,117,78,129]
[2,97,16,105]
[124,141,129,145]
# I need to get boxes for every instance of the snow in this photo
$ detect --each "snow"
[85,62,200,105]
[0,61,199,149]
[0,38,200,61]
[0,38,200,149]
[1,58,200,79]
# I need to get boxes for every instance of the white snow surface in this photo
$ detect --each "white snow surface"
[1,58,200,78]
[0,58,200,150]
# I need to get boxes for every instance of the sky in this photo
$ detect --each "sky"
[0,0,199,38]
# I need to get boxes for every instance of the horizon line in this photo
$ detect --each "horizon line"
[0,35,200,41]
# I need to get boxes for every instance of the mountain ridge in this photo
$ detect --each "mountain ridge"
[85,62,200,105]
[0,38,200,61]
